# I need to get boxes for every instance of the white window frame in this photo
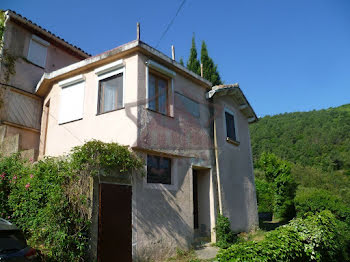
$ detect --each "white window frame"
[145,60,175,117]
[27,35,49,68]
[58,75,85,124]
[143,154,178,191]
[224,107,239,143]
[94,60,125,114]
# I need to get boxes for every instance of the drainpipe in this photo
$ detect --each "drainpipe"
[213,103,223,215]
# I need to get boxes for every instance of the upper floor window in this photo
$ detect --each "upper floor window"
[148,72,169,115]
[94,60,124,114]
[146,60,175,116]
[98,73,123,114]
[58,75,85,124]
[27,35,49,68]
[225,110,238,143]
[147,155,171,184]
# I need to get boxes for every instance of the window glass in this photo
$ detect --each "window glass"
[225,111,237,141]
[27,39,47,67]
[148,72,168,115]
[158,78,167,114]
[147,155,171,184]
[98,73,123,113]
[148,74,156,111]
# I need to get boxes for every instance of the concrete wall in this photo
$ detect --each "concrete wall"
[214,95,258,232]
[41,54,139,156]
[197,169,211,237]
[3,20,81,93]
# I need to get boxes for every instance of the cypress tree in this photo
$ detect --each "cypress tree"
[186,35,201,75]
[179,57,184,66]
[200,41,222,85]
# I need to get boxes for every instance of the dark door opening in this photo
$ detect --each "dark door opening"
[193,170,199,229]
[98,183,132,262]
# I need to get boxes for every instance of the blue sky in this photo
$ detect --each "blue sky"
[2,0,350,116]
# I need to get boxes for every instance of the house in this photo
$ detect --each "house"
[0,10,90,159]
[1,9,258,261]
[34,34,259,259]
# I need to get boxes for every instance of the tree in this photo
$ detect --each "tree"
[179,57,184,66]
[200,41,222,85]
[186,35,200,75]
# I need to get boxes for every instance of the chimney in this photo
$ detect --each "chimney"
[171,45,175,61]
[200,63,203,77]
[137,22,140,40]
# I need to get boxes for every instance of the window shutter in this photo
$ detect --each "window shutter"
[59,81,85,124]
[28,39,48,67]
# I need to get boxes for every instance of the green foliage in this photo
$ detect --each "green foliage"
[250,104,350,172]
[0,140,143,261]
[217,211,349,262]
[200,41,222,85]
[255,178,273,213]
[215,214,237,248]
[0,10,5,45]
[179,57,184,66]
[186,35,201,75]
[258,153,296,220]
[295,187,350,224]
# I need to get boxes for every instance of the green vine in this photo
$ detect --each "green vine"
[0,140,144,261]
[0,10,17,111]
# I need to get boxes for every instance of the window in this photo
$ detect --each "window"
[98,73,123,114]
[58,75,85,124]
[148,72,169,115]
[225,111,237,142]
[147,155,171,184]
[27,35,49,67]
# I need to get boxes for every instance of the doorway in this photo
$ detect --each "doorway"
[193,168,211,239]
[98,183,132,262]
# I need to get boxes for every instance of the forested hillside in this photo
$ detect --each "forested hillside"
[250,104,350,174]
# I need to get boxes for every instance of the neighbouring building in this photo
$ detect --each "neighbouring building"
[0,10,90,159]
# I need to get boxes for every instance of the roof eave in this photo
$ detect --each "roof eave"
[206,84,258,123]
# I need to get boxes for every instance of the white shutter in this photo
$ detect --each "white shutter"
[27,37,48,67]
[59,81,85,124]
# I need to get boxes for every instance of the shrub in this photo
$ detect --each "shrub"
[255,178,273,213]
[295,187,350,224]
[0,140,143,261]
[215,214,237,249]
[217,211,349,262]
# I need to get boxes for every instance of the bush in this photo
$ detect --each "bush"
[0,140,143,261]
[295,187,350,224]
[217,211,349,262]
[255,178,274,213]
[215,214,237,249]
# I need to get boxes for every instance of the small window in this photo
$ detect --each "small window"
[148,72,169,115]
[147,155,171,184]
[98,73,123,114]
[225,111,237,141]
[27,35,49,67]
[59,76,85,124]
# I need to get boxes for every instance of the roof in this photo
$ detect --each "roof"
[4,10,90,58]
[35,40,212,96]
[206,84,258,123]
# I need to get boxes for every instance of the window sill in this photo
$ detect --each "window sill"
[147,108,174,118]
[59,118,83,125]
[96,107,125,116]
[226,137,240,146]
